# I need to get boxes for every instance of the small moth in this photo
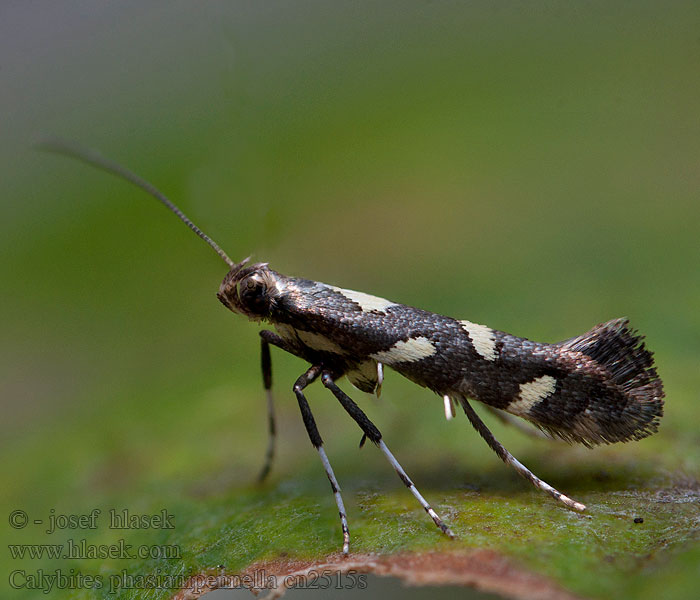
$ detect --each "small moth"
[43,140,664,555]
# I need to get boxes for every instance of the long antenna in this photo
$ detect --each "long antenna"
[38,137,238,269]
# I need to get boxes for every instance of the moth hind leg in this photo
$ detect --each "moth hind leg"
[459,396,586,511]
[483,405,551,440]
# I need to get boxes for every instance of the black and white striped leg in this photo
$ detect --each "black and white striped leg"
[293,366,350,555]
[459,396,586,511]
[321,372,455,539]
[256,338,276,483]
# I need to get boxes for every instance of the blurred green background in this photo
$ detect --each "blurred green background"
[2,1,699,599]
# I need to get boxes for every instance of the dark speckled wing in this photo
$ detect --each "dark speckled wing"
[266,274,663,446]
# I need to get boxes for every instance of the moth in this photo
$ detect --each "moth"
[43,140,664,555]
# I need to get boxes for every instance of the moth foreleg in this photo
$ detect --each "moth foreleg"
[458,396,586,511]
[256,336,276,483]
[293,365,350,555]
[320,372,455,539]
[257,329,302,482]
[260,329,297,354]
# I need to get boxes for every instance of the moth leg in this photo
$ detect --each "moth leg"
[256,330,299,482]
[321,372,455,539]
[260,329,297,354]
[484,405,550,440]
[293,365,351,556]
[256,336,276,483]
[459,396,586,511]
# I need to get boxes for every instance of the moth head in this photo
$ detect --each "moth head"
[217,262,280,320]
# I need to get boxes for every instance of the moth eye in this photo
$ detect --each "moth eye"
[238,274,270,317]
